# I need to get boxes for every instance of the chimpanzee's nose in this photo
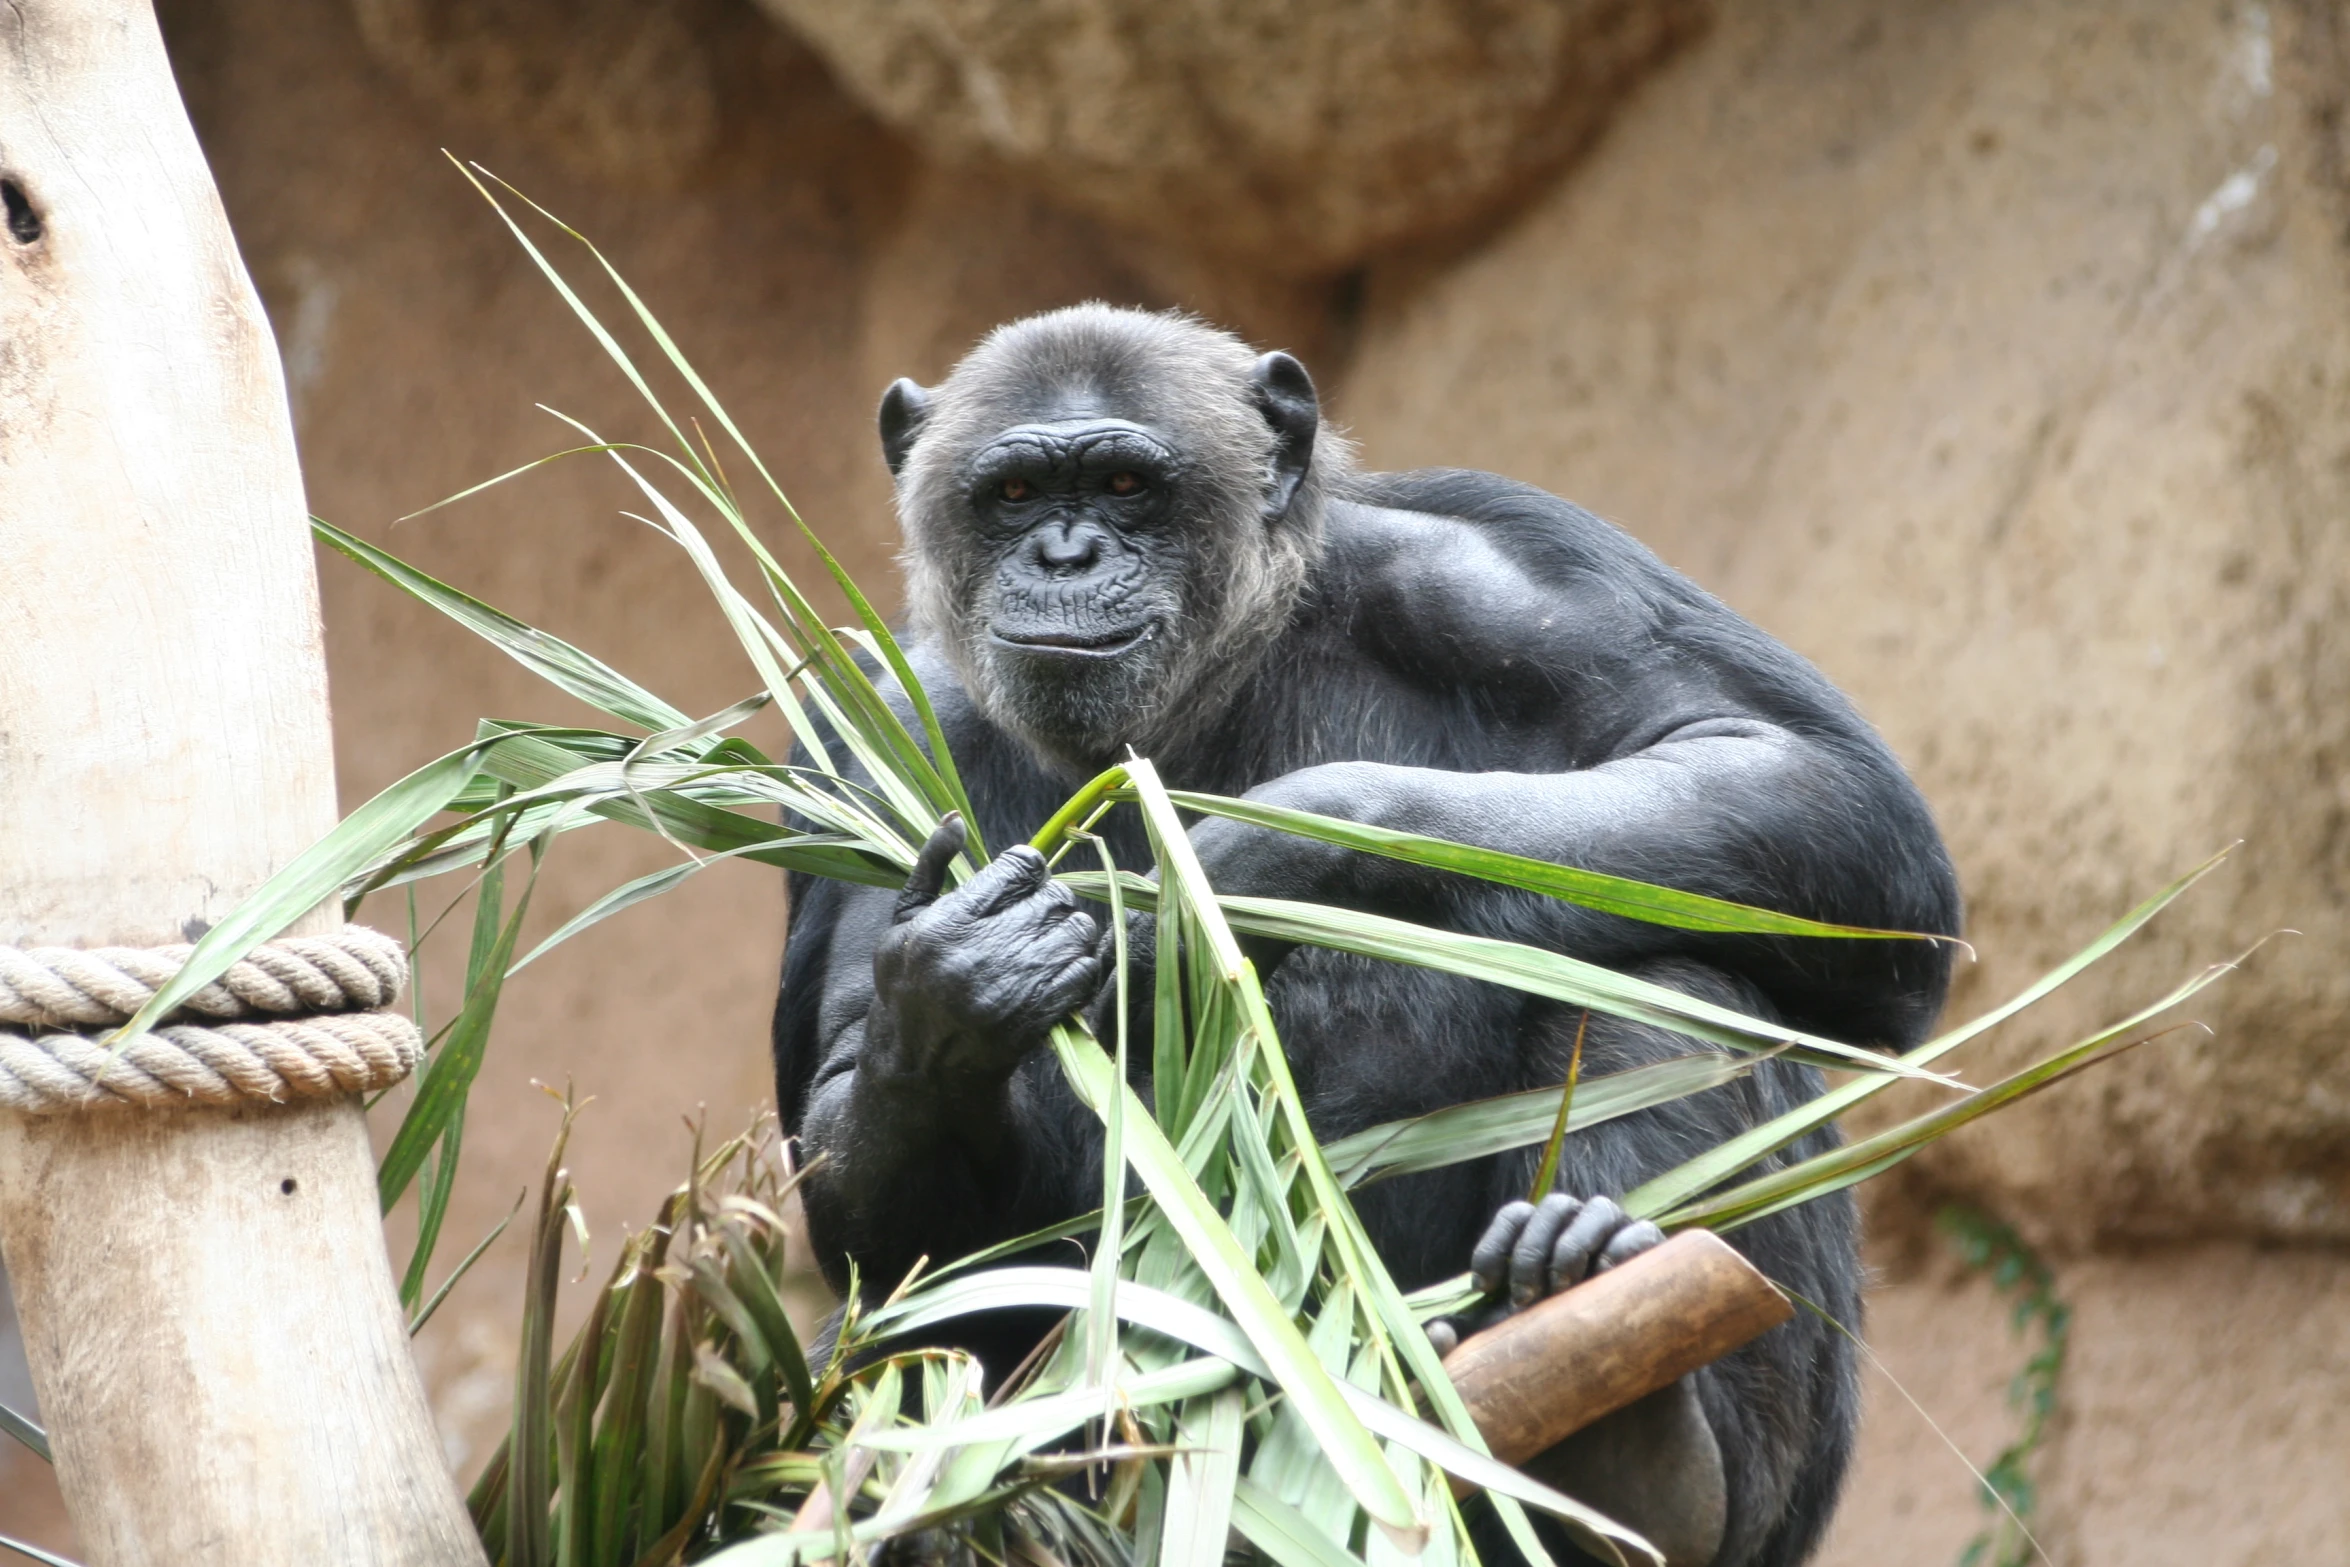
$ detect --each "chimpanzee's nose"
[1035,521,1101,572]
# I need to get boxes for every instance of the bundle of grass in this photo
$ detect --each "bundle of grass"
[36,172,2243,1567]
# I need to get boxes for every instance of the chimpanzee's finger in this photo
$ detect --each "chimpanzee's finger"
[965,844,1053,916]
[893,814,970,922]
[1033,876,1091,924]
[1469,1201,1536,1296]
[1510,1193,1582,1306]
[1592,1218,1666,1274]
[998,878,1094,952]
[1032,918,1109,1018]
[1425,1289,1515,1357]
[916,842,1048,928]
[1546,1195,1628,1293]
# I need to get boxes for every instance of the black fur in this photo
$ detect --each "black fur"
[774,307,1960,1567]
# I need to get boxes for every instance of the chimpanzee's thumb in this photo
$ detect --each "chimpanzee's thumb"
[893,813,968,922]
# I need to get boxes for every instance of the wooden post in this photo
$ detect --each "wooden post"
[0,3,482,1562]
[1444,1229,1792,1489]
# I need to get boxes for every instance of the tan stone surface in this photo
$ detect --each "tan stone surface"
[1342,0,2350,1249]
[1819,1240,2350,1565]
[760,0,1706,274]
[350,0,720,184]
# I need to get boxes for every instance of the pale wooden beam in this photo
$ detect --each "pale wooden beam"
[0,3,480,1560]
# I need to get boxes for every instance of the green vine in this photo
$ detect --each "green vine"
[1939,1203,2068,1567]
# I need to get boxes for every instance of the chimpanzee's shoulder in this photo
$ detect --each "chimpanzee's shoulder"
[1324,469,1862,731]
[1321,468,1700,651]
[1336,468,1664,581]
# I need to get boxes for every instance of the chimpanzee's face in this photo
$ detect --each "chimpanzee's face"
[957,410,1192,750]
[884,307,1326,772]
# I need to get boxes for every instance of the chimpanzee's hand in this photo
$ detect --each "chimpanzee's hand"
[1423,1194,1667,1357]
[866,816,1106,1090]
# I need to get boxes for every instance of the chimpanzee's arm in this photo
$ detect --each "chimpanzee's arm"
[779,821,1109,1302]
[1191,724,1953,1032]
[1198,720,1922,928]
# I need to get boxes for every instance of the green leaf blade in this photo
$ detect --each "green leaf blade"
[1164,789,1943,942]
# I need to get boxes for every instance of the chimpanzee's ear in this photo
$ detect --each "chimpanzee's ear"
[1249,352,1319,522]
[879,379,933,478]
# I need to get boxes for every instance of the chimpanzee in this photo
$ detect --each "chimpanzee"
[773,305,1961,1567]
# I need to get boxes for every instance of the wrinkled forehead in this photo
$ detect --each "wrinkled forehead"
[953,356,1165,429]
[980,379,1136,427]
[945,323,1255,435]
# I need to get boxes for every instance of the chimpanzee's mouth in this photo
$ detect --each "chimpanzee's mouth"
[990,621,1158,658]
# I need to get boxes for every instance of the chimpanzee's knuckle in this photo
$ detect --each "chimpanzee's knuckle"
[1019,883,1073,919]
[935,882,995,922]
[955,863,1018,908]
[907,920,963,967]
[1049,908,1100,948]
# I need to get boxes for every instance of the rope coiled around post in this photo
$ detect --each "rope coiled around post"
[0,927,423,1114]
[0,926,408,1030]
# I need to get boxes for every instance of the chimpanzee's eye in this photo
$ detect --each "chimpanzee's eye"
[1001,477,1032,502]
[1107,472,1141,496]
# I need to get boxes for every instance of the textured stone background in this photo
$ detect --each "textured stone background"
[754,0,1707,274]
[3,1,2345,1561]
[1344,1,2350,1257]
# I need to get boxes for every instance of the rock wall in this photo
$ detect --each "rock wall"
[1340,0,2350,1253]
[758,0,1708,274]
[2,0,2344,1561]
[1815,1237,2350,1564]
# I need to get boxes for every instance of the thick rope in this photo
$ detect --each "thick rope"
[0,1012,424,1113]
[0,927,422,1114]
[0,926,407,1030]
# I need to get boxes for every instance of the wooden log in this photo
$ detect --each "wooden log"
[1443,1229,1791,1489]
[0,2,482,1562]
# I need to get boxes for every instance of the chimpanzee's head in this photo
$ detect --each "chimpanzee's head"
[882,305,1341,773]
